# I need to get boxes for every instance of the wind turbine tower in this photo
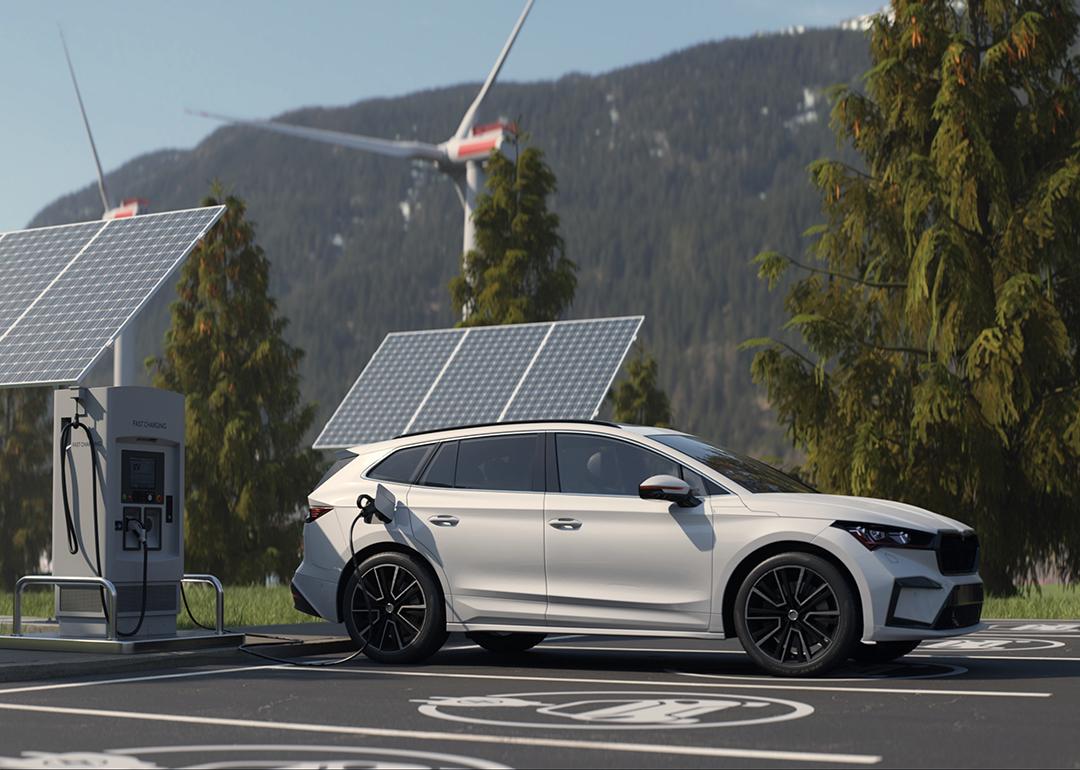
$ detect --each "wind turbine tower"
[61,29,147,385]
[193,0,535,318]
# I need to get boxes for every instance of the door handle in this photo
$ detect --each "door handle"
[429,515,459,527]
[548,518,582,531]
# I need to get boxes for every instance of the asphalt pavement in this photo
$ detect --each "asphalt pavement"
[0,620,1076,768]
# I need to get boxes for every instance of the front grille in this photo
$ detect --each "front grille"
[933,583,984,630]
[937,532,979,574]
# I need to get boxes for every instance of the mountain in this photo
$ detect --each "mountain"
[29,29,869,459]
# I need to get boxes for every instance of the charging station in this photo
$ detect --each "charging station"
[53,386,184,639]
[0,206,243,654]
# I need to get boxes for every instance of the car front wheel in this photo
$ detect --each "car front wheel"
[733,552,859,677]
[343,551,447,664]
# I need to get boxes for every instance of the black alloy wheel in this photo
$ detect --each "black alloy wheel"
[343,551,447,664]
[733,552,858,676]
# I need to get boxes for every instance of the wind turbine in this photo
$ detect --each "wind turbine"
[60,28,148,386]
[191,0,535,318]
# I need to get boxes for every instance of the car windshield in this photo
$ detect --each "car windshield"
[649,434,816,494]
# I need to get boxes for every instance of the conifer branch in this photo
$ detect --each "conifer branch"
[784,255,907,289]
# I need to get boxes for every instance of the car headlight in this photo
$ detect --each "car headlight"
[832,520,935,550]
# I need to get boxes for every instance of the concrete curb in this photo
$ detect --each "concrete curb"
[0,627,357,684]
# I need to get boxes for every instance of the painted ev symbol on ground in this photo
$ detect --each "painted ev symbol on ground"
[919,637,1065,652]
[0,745,511,769]
[412,690,813,730]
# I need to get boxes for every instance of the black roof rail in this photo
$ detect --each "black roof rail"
[394,419,621,440]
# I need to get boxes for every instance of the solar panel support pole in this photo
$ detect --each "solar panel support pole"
[112,323,136,386]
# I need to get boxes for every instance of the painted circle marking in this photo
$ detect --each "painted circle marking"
[669,660,968,682]
[105,744,510,769]
[412,689,813,731]
[918,637,1064,652]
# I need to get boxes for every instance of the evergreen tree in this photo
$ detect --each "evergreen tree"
[0,389,51,589]
[609,344,674,427]
[747,0,1080,593]
[450,136,577,325]
[151,189,323,583]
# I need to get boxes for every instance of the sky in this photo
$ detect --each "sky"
[0,1,880,232]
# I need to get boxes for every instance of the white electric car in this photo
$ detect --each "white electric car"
[291,421,983,676]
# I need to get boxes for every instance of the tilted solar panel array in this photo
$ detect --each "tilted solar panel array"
[0,207,224,387]
[313,316,643,448]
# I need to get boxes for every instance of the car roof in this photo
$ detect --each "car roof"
[347,420,686,453]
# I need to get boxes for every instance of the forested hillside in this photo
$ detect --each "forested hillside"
[29,29,868,458]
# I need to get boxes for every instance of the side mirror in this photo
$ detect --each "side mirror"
[639,474,699,508]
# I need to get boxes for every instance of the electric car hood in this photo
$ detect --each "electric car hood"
[742,493,973,534]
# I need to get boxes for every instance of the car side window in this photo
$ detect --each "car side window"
[367,444,434,484]
[555,433,681,496]
[454,434,542,492]
[419,441,458,488]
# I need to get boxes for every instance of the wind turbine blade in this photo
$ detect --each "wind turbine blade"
[454,0,535,139]
[189,109,445,162]
[60,28,111,214]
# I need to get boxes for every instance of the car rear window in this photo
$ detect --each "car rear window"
[367,444,434,484]
[315,450,356,488]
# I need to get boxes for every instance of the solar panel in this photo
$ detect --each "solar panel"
[0,206,225,387]
[313,316,643,449]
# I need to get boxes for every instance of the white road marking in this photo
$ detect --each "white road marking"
[282,664,1051,698]
[0,702,883,766]
[910,654,1080,662]
[0,664,276,697]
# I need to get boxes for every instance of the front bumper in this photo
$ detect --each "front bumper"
[814,526,985,642]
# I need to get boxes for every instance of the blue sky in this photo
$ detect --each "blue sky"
[0,1,879,232]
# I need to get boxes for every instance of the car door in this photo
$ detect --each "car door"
[544,432,714,631]
[407,433,547,626]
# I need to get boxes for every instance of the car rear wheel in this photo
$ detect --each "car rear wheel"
[343,551,447,664]
[851,640,921,663]
[467,631,546,654]
[733,552,859,677]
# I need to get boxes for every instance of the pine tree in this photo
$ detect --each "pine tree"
[746,0,1080,594]
[608,344,674,427]
[0,388,51,589]
[450,136,577,325]
[151,189,323,583]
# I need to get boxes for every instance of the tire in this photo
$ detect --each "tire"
[467,631,546,654]
[342,551,447,664]
[851,640,921,664]
[733,552,859,677]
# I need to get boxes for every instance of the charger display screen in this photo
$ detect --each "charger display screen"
[121,450,164,504]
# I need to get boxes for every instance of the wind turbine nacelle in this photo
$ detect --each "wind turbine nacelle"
[442,122,515,164]
[103,198,148,220]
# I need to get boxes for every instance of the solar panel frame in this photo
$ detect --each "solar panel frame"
[0,206,225,388]
[313,315,643,449]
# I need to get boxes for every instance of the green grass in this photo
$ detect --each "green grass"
[982,584,1080,620]
[0,584,323,634]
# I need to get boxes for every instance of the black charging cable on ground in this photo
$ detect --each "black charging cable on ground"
[60,407,149,638]
[180,501,378,667]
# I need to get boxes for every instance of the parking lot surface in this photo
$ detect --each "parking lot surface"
[0,620,1076,768]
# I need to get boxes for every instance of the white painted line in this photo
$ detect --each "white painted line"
[0,664,275,697]
[0,701,882,766]
[284,665,1051,698]
[910,654,1080,662]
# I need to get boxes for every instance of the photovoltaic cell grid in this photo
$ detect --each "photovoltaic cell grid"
[314,329,466,447]
[408,323,549,433]
[0,207,225,387]
[313,316,643,448]
[502,317,644,421]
